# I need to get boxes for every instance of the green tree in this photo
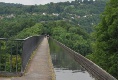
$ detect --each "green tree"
[87,0,118,79]
[15,23,43,39]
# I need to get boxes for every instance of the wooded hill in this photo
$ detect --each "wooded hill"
[0,0,107,56]
[0,0,107,33]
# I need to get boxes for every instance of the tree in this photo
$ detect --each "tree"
[78,0,82,3]
[87,0,118,79]
[83,0,89,3]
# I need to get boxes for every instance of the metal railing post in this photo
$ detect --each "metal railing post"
[10,44,13,72]
[5,39,8,71]
[16,41,18,72]
[0,42,1,71]
[21,40,24,75]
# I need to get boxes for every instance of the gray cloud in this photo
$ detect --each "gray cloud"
[0,0,74,5]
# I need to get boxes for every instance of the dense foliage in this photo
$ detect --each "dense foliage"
[12,20,91,55]
[0,0,107,33]
[43,21,91,55]
[87,0,118,79]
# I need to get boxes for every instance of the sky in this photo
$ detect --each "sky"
[0,0,75,5]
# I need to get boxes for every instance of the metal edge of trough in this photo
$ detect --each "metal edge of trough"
[50,37,117,80]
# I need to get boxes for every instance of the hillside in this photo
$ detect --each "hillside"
[0,0,107,34]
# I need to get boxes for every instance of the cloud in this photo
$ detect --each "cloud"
[0,0,74,5]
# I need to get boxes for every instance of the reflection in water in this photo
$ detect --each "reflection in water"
[49,39,95,80]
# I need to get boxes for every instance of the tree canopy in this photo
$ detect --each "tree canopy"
[87,0,118,79]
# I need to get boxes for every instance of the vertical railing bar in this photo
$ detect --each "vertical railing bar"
[21,41,24,73]
[16,41,18,72]
[10,43,13,72]
[5,39,8,71]
[20,41,23,72]
[0,41,1,71]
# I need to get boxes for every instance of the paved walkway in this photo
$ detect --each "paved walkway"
[0,38,55,80]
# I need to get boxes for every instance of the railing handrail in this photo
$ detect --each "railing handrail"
[23,35,41,40]
[0,38,8,40]
[0,35,41,41]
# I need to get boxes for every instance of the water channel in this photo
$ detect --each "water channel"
[49,39,95,80]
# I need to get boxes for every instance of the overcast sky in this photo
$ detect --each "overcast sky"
[0,0,75,5]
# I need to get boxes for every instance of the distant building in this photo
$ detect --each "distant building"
[52,13,59,16]
[71,17,74,19]
[83,15,87,17]
[6,14,15,18]
[32,13,37,15]
[43,13,46,15]
[77,16,81,18]
[0,16,4,19]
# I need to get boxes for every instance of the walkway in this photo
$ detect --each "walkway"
[0,37,55,80]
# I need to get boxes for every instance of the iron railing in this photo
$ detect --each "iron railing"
[50,37,117,80]
[0,35,44,76]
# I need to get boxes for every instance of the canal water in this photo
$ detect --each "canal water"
[49,39,95,80]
